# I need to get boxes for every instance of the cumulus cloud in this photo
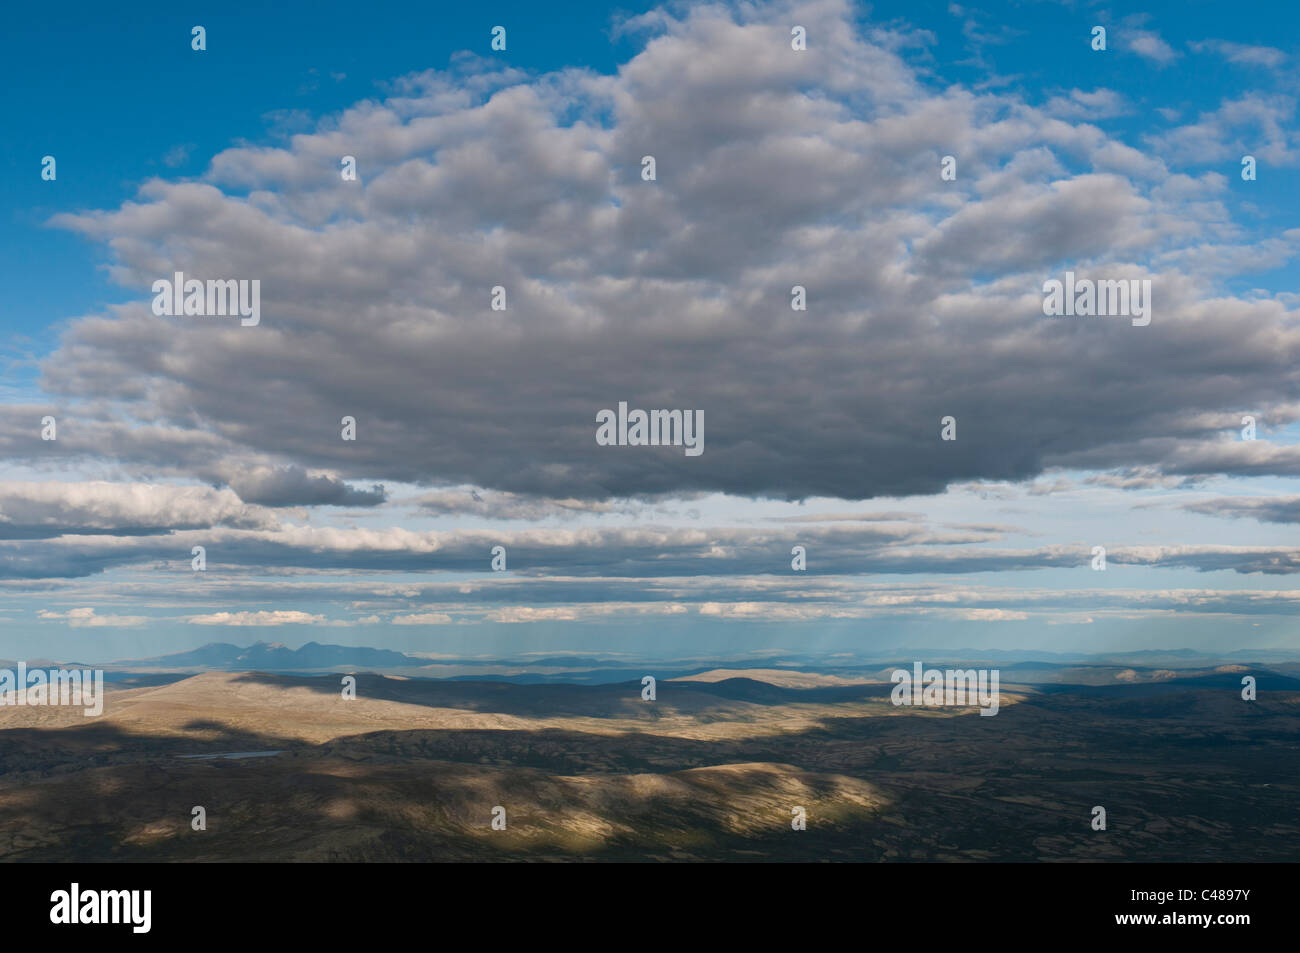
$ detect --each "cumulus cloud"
[1147,94,1297,166]
[20,0,1294,506]
[0,481,276,538]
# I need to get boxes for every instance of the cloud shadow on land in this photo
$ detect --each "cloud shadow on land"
[0,672,1294,861]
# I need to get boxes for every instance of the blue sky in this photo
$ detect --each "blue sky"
[3,0,1300,663]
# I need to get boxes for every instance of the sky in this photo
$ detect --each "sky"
[2,0,1300,664]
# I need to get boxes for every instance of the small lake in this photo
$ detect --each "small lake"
[176,750,284,760]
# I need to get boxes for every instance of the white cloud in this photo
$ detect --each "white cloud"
[185,610,326,626]
[1125,30,1179,65]
[0,481,277,536]
[37,607,147,627]
[1189,40,1285,68]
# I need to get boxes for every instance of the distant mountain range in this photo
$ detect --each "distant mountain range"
[27,640,1295,681]
[118,641,419,671]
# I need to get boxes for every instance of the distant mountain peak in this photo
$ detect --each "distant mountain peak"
[116,640,417,672]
